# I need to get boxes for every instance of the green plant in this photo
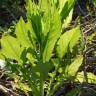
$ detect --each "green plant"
[0,0,85,95]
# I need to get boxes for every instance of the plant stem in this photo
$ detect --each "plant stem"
[46,59,61,96]
[41,80,44,96]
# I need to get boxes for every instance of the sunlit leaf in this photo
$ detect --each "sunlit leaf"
[76,72,96,84]
[69,27,81,52]
[40,0,51,37]
[43,9,61,63]
[63,9,73,28]
[59,0,75,22]
[26,0,34,18]
[26,20,37,48]
[15,17,32,48]
[66,56,83,76]
[56,26,80,58]
[0,35,22,62]
[15,82,31,91]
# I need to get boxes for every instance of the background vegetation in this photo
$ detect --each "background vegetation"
[0,0,96,96]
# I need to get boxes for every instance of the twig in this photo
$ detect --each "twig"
[0,84,19,96]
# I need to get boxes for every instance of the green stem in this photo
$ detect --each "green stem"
[40,79,44,96]
[46,71,56,96]
[21,68,40,96]
[46,59,61,96]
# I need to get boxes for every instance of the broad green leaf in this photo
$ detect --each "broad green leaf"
[41,15,50,37]
[76,72,96,84]
[56,26,80,58]
[27,0,39,18]
[43,9,61,63]
[62,9,73,28]
[66,56,83,76]
[59,0,67,13]
[69,27,81,52]
[26,20,37,48]
[39,0,49,12]
[15,17,32,48]
[29,13,42,44]
[0,35,22,62]
[59,0,75,22]
[27,0,42,43]
[40,0,51,37]
[15,82,32,92]
[26,0,34,18]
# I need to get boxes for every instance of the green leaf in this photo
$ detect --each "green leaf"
[15,82,32,92]
[27,0,42,43]
[30,14,42,43]
[69,27,81,52]
[59,0,67,13]
[40,0,51,37]
[56,26,80,58]
[66,56,83,77]
[39,0,49,12]
[59,0,75,22]
[26,0,34,18]
[62,9,73,28]
[76,72,96,84]
[26,20,37,48]
[0,35,22,62]
[15,17,32,48]
[43,9,61,63]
